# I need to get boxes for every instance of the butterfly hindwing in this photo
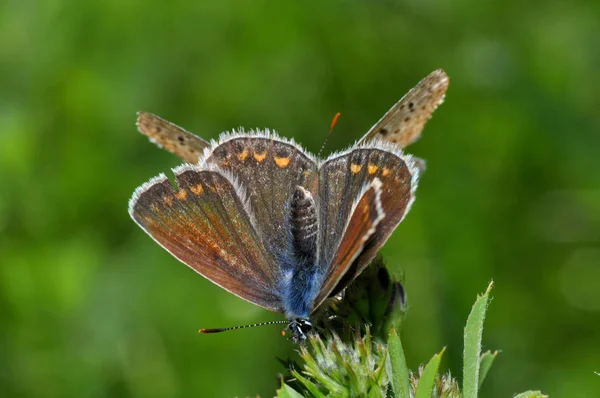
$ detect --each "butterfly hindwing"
[129,167,281,311]
[314,144,419,307]
[204,135,319,260]
[313,178,385,307]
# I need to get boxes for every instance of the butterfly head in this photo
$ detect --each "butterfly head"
[288,318,313,343]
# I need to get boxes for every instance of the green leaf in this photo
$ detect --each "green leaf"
[291,370,327,398]
[388,328,411,398]
[415,347,446,398]
[367,386,386,398]
[373,350,388,386]
[478,350,499,388]
[463,281,493,398]
[277,383,305,398]
[512,390,548,398]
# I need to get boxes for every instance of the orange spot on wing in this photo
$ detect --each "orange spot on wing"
[190,184,204,195]
[254,152,267,162]
[175,189,188,200]
[237,149,249,161]
[382,167,390,177]
[275,156,290,168]
[350,164,362,174]
[368,164,378,174]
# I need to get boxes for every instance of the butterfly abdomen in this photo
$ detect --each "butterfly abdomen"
[280,186,323,319]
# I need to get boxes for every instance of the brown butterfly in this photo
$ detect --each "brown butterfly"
[130,70,447,342]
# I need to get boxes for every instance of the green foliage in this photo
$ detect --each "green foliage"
[277,383,305,398]
[290,330,389,397]
[463,282,493,398]
[414,348,446,398]
[280,282,545,398]
[318,256,407,342]
[478,350,499,388]
[512,392,549,398]
[410,368,460,398]
[388,328,411,398]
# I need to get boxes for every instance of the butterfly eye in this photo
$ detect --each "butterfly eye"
[299,319,312,333]
[288,318,313,343]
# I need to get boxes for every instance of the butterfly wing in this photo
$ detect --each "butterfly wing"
[313,144,419,308]
[129,166,281,312]
[359,69,448,149]
[137,112,210,163]
[203,134,319,260]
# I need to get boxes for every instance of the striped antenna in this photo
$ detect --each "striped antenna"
[199,320,289,334]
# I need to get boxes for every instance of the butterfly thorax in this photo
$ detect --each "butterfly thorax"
[280,186,323,320]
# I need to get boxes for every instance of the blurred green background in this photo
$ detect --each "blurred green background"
[1,0,599,397]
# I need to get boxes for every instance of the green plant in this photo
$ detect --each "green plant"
[276,262,547,398]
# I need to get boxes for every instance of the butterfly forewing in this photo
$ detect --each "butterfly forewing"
[129,168,281,311]
[315,144,418,306]
[204,135,319,260]
[359,69,448,149]
[137,112,210,163]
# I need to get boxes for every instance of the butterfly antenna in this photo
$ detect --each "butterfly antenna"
[317,112,341,158]
[199,320,289,334]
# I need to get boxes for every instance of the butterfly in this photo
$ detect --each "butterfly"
[129,69,448,342]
